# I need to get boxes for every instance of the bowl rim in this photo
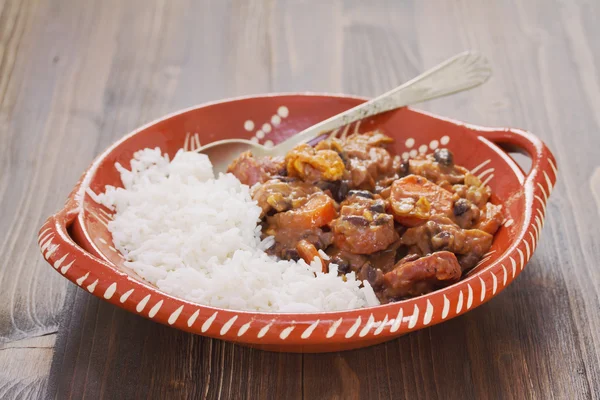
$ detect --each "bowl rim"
[38,92,558,347]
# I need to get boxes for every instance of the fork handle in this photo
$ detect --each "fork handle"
[273,51,492,154]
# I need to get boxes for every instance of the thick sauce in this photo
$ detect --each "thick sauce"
[227,131,503,303]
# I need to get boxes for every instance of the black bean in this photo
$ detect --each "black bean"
[373,216,390,226]
[365,265,384,287]
[335,258,351,274]
[366,266,377,284]
[316,180,349,203]
[265,208,278,217]
[433,148,454,167]
[336,180,350,202]
[338,150,349,165]
[343,215,369,227]
[281,249,299,260]
[453,198,471,216]
[369,200,386,213]
[348,190,374,199]
[398,160,409,176]
[431,231,453,250]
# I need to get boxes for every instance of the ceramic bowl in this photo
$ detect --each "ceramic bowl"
[38,94,557,353]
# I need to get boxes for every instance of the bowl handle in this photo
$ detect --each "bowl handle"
[475,128,558,194]
[37,199,127,291]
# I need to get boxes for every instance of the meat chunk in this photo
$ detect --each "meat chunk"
[356,262,386,289]
[227,151,285,186]
[477,203,504,235]
[317,132,402,191]
[400,216,493,271]
[343,133,398,190]
[375,154,407,190]
[365,240,404,274]
[408,149,468,186]
[388,175,455,226]
[326,239,404,278]
[252,178,319,217]
[331,194,398,254]
[452,198,480,228]
[347,148,395,190]
[285,143,345,182]
[326,246,369,274]
[342,131,394,158]
[452,173,492,208]
[381,251,462,301]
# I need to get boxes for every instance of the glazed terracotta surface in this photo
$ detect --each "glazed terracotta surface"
[38,94,557,352]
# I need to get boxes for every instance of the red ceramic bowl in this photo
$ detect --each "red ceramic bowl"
[38,94,557,353]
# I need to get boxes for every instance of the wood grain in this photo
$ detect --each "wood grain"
[1,0,599,398]
[0,0,73,397]
[0,334,55,399]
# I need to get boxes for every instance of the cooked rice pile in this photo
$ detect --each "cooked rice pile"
[95,148,379,312]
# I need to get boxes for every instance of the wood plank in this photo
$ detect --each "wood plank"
[0,0,96,396]
[0,335,55,399]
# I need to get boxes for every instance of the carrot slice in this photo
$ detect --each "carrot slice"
[296,239,327,272]
[270,192,337,230]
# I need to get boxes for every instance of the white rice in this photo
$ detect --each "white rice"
[95,148,379,312]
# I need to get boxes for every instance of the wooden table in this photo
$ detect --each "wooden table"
[2,0,599,398]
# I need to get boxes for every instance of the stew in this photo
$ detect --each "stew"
[227,131,503,303]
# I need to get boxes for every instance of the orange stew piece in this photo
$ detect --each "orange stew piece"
[268,192,337,230]
[381,251,462,300]
[388,174,455,226]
